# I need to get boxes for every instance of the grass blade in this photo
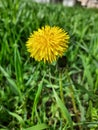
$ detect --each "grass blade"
[14,44,24,89]
[23,123,48,130]
[0,65,21,96]
[31,74,46,121]
[7,111,25,126]
[53,88,73,130]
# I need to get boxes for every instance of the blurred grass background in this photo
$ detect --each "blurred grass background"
[0,0,98,129]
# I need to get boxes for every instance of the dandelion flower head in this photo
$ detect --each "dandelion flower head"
[26,25,69,63]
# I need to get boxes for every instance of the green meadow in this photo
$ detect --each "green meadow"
[0,0,98,129]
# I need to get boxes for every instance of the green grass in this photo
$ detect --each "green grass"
[0,0,98,129]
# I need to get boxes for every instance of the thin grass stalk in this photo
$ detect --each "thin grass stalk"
[66,68,82,130]
[59,71,64,103]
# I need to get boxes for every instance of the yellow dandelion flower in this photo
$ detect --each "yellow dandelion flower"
[26,25,69,63]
